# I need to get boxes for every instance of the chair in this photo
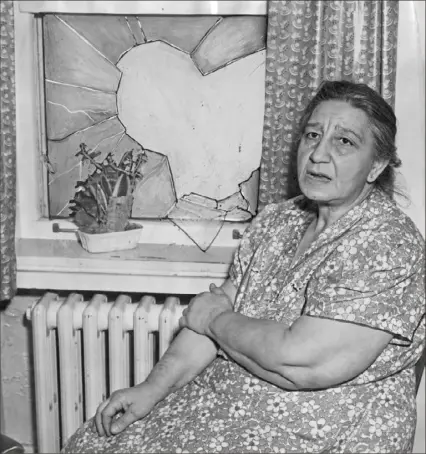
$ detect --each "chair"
[0,435,24,454]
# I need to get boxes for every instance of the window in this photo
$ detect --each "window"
[15,1,267,292]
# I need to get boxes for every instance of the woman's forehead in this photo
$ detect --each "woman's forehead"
[309,100,369,124]
[308,100,372,139]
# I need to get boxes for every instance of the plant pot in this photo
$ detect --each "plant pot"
[78,225,143,253]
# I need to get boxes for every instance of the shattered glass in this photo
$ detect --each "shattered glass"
[44,13,266,251]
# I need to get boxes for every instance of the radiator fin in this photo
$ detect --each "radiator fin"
[31,292,62,453]
[57,293,87,442]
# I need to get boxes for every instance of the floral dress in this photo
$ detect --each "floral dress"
[63,188,425,453]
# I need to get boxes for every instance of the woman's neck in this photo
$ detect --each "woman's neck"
[313,186,373,234]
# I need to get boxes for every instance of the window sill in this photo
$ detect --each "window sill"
[16,238,235,294]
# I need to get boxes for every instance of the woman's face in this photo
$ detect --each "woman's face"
[297,100,387,208]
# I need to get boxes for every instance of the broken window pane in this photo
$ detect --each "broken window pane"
[43,13,266,250]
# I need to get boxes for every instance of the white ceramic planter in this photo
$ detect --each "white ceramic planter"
[78,227,143,253]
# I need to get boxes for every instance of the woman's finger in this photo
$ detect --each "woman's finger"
[110,408,138,435]
[94,399,109,437]
[179,315,187,329]
[209,283,224,295]
[101,395,126,437]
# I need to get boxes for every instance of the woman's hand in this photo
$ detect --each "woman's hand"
[179,283,233,336]
[93,383,157,437]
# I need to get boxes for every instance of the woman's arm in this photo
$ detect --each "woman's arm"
[207,309,392,390]
[95,328,218,436]
[145,328,217,399]
[181,284,392,391]
[136,280,236,398]
[95,280,235,436]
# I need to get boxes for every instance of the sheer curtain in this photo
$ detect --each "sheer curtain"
[259,0,399,208]
[0,0,17,302]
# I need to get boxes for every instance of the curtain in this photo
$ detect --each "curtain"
[259,0,399,207]
[0,0,17,302]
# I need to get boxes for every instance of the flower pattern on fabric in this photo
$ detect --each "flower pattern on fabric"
[63,188,425,453]
[0,0,17,301]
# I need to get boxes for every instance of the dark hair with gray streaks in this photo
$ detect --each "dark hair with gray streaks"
[290,80,405,201]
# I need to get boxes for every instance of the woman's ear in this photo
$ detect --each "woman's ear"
[367,159,389,183]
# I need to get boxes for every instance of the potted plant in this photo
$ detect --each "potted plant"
[69,142,146,253]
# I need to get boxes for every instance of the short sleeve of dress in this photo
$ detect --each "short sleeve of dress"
[303,227,425,346]
[229,204,278,290]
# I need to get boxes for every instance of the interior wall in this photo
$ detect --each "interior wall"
[1,295,38,452]
[395,4,425,449]
[395,0,425,236]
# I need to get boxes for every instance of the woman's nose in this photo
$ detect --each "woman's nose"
[309,138,330,163]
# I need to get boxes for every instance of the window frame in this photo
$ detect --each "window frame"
[15,2,266,291]
[18,1,268,16]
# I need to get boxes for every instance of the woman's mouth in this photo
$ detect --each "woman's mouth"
[306,171,332,182]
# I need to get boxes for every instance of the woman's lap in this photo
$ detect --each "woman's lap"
[62,361,418,453]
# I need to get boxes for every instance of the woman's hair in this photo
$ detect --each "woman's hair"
[290,80,403,200]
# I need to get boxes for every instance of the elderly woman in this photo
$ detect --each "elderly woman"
[63,80,425,453]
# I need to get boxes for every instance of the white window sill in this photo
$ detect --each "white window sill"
[16,238,235,294]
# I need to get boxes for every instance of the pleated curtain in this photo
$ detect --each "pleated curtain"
[0,0,17,302]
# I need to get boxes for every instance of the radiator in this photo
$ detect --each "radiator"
[26,292,184,453]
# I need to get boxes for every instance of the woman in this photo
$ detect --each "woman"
[63,81,425,453]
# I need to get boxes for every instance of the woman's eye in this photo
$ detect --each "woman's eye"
[305,132,319,140]
[338,137,354,146]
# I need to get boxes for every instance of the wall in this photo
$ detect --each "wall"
[402,3,425,451]
[1,1,425,453]
[1,295,38,452]
[395,0,425,236]
[396,4,425,450]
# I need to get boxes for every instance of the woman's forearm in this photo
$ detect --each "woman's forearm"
[207,311,307,390]
[143,327,217,402]
[142,280,236,403]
